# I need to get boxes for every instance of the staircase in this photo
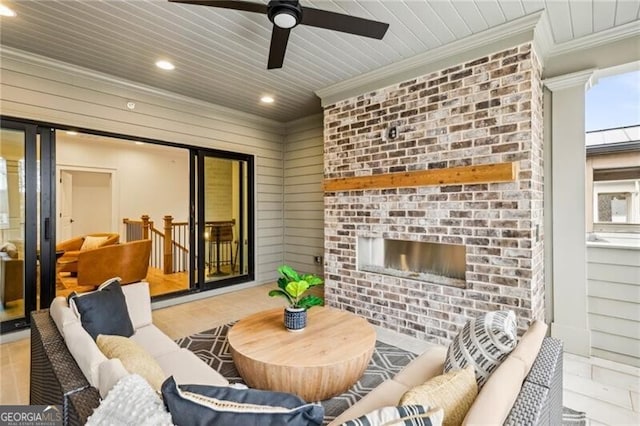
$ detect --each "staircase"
[123,215,238,276]
[123,215,188,274]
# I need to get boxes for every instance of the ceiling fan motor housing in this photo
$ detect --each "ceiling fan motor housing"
[268,0,302,29]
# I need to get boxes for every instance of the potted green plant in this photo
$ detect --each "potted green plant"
[269,265,324,332]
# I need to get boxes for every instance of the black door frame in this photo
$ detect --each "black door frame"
[0,119,56,333]
[1,116,256,333]
[195,149,255,291]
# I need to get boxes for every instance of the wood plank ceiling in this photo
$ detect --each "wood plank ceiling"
[1,0,638,122]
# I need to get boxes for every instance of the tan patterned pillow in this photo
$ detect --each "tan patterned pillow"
[97,334,166,391]
[81,235,109,251]
[399,365,477,426]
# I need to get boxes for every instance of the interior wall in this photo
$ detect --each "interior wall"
[57,136,189,229]
[283,114,324,276]
[0,49,285,284]
[69,171,112,236]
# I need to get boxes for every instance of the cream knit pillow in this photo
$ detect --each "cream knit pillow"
[97,334,166,391]
[399,365,477,426]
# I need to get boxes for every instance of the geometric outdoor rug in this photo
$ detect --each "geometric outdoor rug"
[176,322,417,424]
[177,323,586,425]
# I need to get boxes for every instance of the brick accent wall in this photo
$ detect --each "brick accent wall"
[323,43,545,344]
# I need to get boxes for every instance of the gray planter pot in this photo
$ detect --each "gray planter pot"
[284,307,307,332]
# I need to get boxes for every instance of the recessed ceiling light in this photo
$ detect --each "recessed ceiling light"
[155,60,175,70]
[260,96,275,104]
[66,131,78,136]
[0,5,17,17]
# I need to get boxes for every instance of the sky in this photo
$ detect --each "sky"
[585,69,640,132]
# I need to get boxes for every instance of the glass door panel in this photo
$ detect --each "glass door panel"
[54,131,191,299]
[0,128,27,324]
[204,157,241,280]
[197,152,253,288]
[0,121,52,332]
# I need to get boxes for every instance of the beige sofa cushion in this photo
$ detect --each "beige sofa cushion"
[122,281,153,329]
[393,346,447,388]
[97,358,130,398]
[510,320,548,374]
[50,296,80,337]
[462,356,527,425]
[400,365,477,426]
[131,325,180,358]
[328,379,410,426]
[154,348,229,387]
[462,320,548,425]
[63,321,108,387]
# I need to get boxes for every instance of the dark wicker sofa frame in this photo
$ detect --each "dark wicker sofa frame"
[30,309,563,425]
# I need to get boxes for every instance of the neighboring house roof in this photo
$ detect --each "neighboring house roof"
[586,125,640,155]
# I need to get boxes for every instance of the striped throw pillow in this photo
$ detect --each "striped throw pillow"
[341,405,444,426]
[443,310,517,388]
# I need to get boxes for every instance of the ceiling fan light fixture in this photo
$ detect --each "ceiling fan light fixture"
[273,11,297,29]
[169,0,389,70]
[268,2,301,29]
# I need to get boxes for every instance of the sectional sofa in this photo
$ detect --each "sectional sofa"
[30,281,227,424]
[30,281,562,425]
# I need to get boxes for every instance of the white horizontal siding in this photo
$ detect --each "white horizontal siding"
[0,49,284,285]
[283,114,324,276]
[587,245,640,367]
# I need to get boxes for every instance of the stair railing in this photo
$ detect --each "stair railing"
[122,215,189,273]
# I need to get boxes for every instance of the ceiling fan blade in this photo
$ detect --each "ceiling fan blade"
[168,0,268,14]
[300,7,389,39]
[267,25,291,70]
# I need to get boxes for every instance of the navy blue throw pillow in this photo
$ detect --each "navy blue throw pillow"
[69,278,134,340]
[161,376,324,426]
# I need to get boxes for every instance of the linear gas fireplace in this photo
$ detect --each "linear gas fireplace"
[357,237,466,288]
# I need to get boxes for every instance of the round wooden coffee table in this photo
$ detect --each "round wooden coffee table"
[228,306,376,401]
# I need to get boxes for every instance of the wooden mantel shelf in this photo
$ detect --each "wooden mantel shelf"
[323,162,518,192]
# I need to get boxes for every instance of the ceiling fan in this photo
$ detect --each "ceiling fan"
[168,0,389,69]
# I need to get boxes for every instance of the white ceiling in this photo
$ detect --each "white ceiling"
[1,0,639,122]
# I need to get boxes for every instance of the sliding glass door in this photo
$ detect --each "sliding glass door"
[1,116,256,332]
[196,151,253,289]
[0,120,55,333]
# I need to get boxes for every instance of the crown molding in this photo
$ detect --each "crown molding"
[316,11,546,107]
[547,20,640,58]
[0,46,284,130]
[532,10,554,63]
[543,69,596,91]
